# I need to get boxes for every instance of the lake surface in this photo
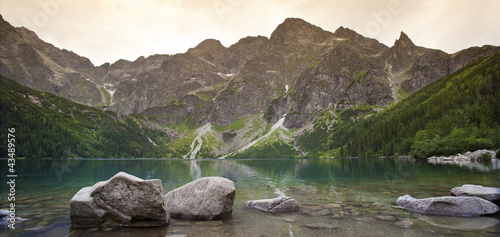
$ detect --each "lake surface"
[1,158,499,236]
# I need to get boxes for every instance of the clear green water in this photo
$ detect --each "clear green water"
[1,158,499,236]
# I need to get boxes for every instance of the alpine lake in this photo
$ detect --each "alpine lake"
[1,158,499,237]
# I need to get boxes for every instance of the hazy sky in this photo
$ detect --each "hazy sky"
[1,0,499,66]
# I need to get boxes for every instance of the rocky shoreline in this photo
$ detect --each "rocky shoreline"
[427,149,497,162]
[3,171,499,233]
[426,149,500,171]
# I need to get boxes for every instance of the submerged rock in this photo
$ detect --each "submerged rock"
[396,194,499,217]
[0,210,7,217]
[375,215,398,222]
[323,203,341,209]
[194,220,224,226]
[245,196,300,213]
[369,202,383,210]
[451,184,500,203]
[331,214,347,219]
[355,217,375,223]
[393,219,414,229]
[0,210,28,230]
[416,214,500,230]
[70,172,169,228]
[164,177,235,220]
[308,209,332,217]
[303,223,337,230]
[15,222,70,237]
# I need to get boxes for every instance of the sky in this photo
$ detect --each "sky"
[0,0,499,66]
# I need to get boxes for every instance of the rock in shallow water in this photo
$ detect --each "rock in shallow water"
[396,194,499,217]
[164,177,235,220]
[375,215,398,222]
[245,196,300,213]
[303,223,337,230]
[394,219,414,229]
[323,203,341,209]
[70,172,169,228]
[195,220,223,226]
[369,202,383,210]
[451,184,500,203]
[416,214,500,230]
[0,211,28,230]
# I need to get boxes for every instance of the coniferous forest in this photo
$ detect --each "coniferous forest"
[326,52,500,158]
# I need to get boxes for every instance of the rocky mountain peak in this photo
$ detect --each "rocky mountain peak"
[393,31,415,49]
[188,39,227,55]
[332,26,358,39]
[270,17,333,46]
[388,31,421,62]
[1,13,498,134]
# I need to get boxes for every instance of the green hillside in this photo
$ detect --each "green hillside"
[0,75,171,158]
[325,52,500,158]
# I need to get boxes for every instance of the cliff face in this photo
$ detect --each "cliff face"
[386,32,499,94]
[1,15,498,130]
[0,15,104,105]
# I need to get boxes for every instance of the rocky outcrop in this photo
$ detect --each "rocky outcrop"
[245,196,300,213]
[428,150,497,162]
[427,150,500,172]
[451,184,500,203]
[164,177,235,220]
[396,194,499,217]
[70,172,169,228]
[0,15,103,107]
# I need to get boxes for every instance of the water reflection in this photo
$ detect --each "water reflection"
[414,214,500,230]
[190,159,201,180]
[428,158,500,172]
[1,158,499,237]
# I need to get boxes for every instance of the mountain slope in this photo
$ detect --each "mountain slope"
[0,75,171,158]
[0,15,105,106]
[2,15,497,128]
[326,52,500,158]
[1,14,500,158]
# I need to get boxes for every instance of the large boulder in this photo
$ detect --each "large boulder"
[164,177,235,220]
[396,194,499,217]
[70,172,169,228]
[245,196,300,213]
[451,184,500,203]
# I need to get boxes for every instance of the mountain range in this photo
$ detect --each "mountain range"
[0,14,498,158]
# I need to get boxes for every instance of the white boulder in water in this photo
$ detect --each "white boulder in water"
[451,184,500,203]
[396,194,499,217]
[70,172,169,228]
[245,196,300,213]
[164,177,236,220]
